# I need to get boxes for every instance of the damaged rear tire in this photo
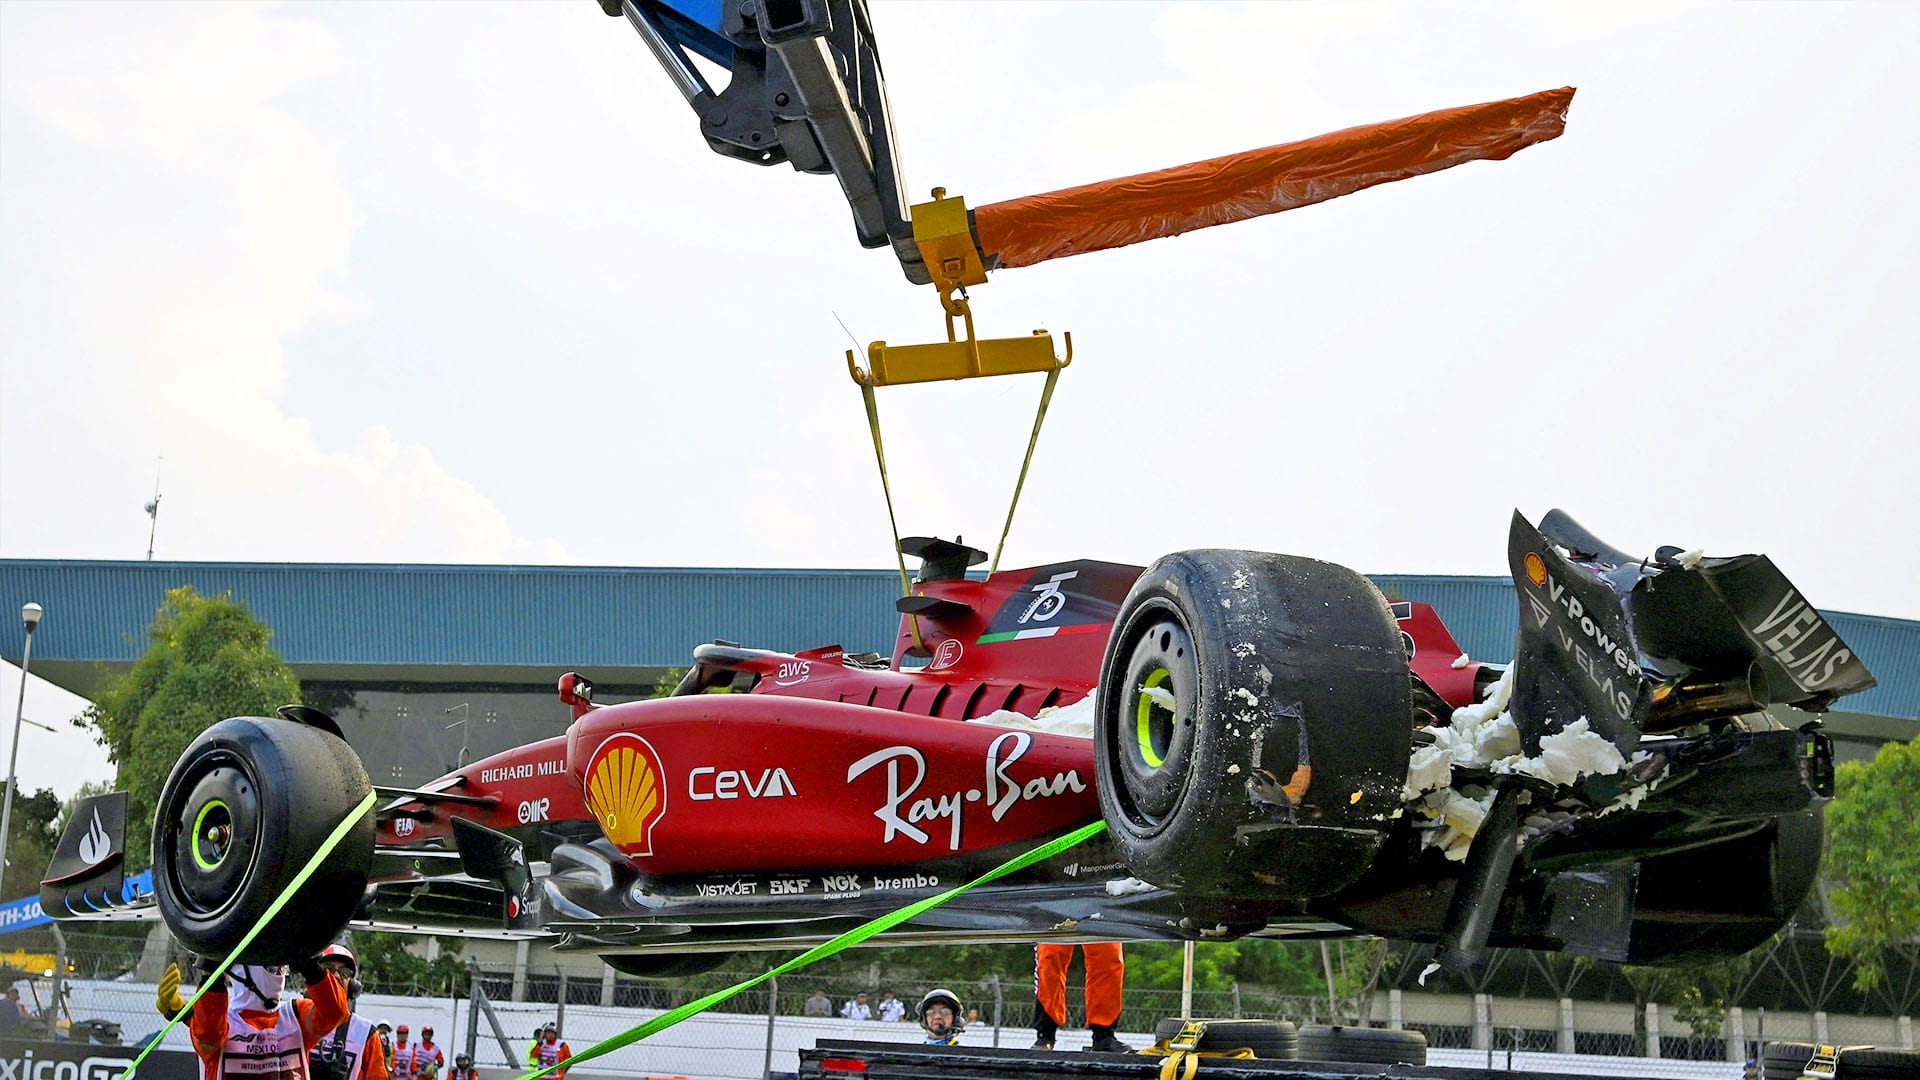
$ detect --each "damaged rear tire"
[1094,550,1410,900]
[153,715,373,964]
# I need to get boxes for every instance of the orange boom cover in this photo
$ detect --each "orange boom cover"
[973,86,1574,270]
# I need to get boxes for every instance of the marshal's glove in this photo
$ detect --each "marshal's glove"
[156,962,186,1018]
[295,956,327,987]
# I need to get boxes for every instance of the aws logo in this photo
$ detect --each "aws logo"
[583,733,667,857]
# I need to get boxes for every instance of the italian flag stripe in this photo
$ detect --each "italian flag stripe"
[977,623,1104,644]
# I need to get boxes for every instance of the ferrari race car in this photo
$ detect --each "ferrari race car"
[43,510,1875,978]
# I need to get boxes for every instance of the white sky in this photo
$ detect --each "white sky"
[3,2,1917,802]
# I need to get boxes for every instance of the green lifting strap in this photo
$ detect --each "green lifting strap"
[508,820,1110,1080]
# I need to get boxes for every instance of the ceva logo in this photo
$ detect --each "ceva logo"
[583,733,668,857]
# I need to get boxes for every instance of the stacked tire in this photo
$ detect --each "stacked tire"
[1152,1019,1296,1059]
[1761,1041,1920,1079]
[1296,1025,1427,1066]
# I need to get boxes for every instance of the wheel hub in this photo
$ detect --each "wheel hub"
[170,759,261,914]
[1116,616,1199,823]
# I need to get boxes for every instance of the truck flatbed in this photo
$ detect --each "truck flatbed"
[797,1039,1634,1080]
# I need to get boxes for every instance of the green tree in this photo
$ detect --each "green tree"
[1,784,61,897]
[1824,736,1920,990]
[84,586,301,870]
[1126,941,1242,992]
[353,931,468,996]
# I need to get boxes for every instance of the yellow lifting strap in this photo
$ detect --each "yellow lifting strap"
[1139,1020,1257,1080]
[855,377,925,654]
[848,187,1072,619]
[1795,1044,1873,1080]
[1158,1052,1200,1080]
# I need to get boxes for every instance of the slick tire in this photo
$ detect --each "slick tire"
[1152,1018,1296,1059]
[153,715,373,964]
[1295,1025,1426,1066]
[1094,550,1410,899]
[600,953,735,980]
[1837,1047,1920,1079]
[1762,1042,1816,1077]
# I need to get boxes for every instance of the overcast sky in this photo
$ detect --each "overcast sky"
[3,2,1917,802]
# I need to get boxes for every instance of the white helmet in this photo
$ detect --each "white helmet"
[917,988,963,1033]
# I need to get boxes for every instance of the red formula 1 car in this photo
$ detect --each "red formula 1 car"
[43,511,1874,977]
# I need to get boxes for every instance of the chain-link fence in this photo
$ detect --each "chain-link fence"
[7,931,1915,1080]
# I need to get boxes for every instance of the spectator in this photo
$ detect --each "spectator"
[803,988,833,1018]
[877,991,906,1023]
[840,993,872,1021]
[0,988,24,1035]
[917,989,964,1047]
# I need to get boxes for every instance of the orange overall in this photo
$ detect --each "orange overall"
[1034,942,1124,1031]
[188,971,348,1080]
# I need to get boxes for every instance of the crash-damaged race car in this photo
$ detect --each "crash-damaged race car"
[42,510,1875,978]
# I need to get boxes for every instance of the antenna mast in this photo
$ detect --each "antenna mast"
[143,457,163,561]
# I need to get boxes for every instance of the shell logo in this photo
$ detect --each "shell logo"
[583,733,667,857]
[1524,552,1548,587]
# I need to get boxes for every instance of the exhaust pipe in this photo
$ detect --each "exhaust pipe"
[1647,663,1768,731]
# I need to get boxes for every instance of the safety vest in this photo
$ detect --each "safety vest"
[528,1040,567,1079]
[391,1043,417,1079]
[219,1001,309,1080]
[314,1015,375,1080]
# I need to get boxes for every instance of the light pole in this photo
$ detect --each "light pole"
[1,601,44,885]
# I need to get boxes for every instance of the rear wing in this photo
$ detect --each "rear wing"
[39,792,154,920]
[1507,509,1875,755]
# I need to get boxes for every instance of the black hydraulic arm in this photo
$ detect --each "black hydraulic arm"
[599,0,929,282]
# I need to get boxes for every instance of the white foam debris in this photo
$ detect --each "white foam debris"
[1230,570,1252,590]
[1401,667,1520,800]
[1403,744,1452,801]
[1105,877,1156,897]
[1451,652,1471,669]
[1472,663,1516,709]
[1596,750,1667,816]
[1226,764,1241,775]
[1421,788,1496,861]
[1232,687,1259,706]
[1676,548,1705,569]
[1232,642,1256,658]
[1418,961,1443,986]
[1400,663,1656,856]
[1140,685,1178,711]
[977,694,1096,740]
[1503,718,1627,785]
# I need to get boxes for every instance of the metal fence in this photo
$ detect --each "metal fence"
[6,931,1914,1080]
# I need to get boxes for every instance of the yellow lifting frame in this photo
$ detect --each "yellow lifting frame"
[846,188,1073,653]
